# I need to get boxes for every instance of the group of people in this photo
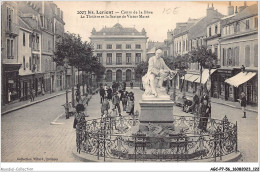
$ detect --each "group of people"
[100,82,135,118]
[181,90,211,132]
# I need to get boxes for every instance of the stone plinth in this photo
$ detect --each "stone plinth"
[139,98,174,131]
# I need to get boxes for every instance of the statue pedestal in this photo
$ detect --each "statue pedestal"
[139,96,174,131]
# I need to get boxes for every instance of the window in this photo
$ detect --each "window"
[7,7,13,31]
[29,35,32,47]
[106,44,112,49]
[254,17,258,28]
[116,44,122,49]
[234,22,240,33]
[29,57,32,70]
[254,44,258,67]
[97,44,102,49]
[48,40,51,51]
[97,53,102,64]
[222,48,226,66]
[246,19,249,29]
[23,56,26,70]
[215,25,218,34]
[7,39,14,59]
[116,53,122,64]
[245,45,250,67]
[23,33,26,46]
[209,27,211,37]
[227,48,233,66]
[126,44,131,49]
[126,53,132,64]
[135,53,141,64]
[234,47,239,66]
[135,44,141,49]
[106,53,112,65]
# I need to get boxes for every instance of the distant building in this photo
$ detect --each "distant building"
[147,41,170,59]
[90,23,148,83]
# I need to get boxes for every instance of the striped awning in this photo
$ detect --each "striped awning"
[180,74,193,80]
[186,74,199,82]
[194,69,217,84]
[225,72,257,87]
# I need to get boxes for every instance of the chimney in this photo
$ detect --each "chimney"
[228,1,234,15]
[207,3,215,17]
[239,1,247,12]
[235,6,238,14]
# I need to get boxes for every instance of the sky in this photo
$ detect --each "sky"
[55,1,257,42]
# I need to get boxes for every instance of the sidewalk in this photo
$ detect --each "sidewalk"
[1,90,68,115]
[172,90,258,113]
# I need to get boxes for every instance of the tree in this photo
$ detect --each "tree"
[172,54,190,99]
[189,46,217,96]
[54,32,97,106]
[134,61,148,89]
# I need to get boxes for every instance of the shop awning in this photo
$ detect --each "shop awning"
[194,69,217,84]
[180,74,193,80]
[186,74,199,82]
[225,72,257,87]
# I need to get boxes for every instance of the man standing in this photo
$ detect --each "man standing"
[240,92,247,118]
[99,86,105,104]
[112,92,121,116]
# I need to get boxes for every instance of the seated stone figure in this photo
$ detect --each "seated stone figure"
[142,49,176,97]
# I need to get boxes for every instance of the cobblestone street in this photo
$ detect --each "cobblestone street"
[1,87,258,162]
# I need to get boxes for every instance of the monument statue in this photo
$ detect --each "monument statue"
[142,49,176,98]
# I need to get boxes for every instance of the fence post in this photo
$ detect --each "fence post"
[235,121,238,153]
[134,136,137,162]
[104,122,106,162]
[97,133,100,160]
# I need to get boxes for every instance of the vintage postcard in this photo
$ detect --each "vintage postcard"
[1,1,259,171]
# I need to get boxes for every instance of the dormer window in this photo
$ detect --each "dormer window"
[215,25,218,34]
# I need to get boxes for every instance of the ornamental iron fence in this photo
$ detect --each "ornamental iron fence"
[76,114,237,162]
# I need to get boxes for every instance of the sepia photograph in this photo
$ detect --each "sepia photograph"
[1,0,259,171]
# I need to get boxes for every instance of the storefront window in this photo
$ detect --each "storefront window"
[220,83,225,95]
[229,86,233,98]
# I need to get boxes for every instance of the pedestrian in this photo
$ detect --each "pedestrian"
[200,90,209,105]
[127,92,135,115]
[130,81,133,89]
[121,90,128,111]
[198,99,210,132]
[123,81,126,91]
[112,92,121,116]
[8,89,12,103]
[101,96,110,117]
[104,83,108,97]
[107,86,112,101]
[188,91,200,115]
[75,86,81,103]
[240,92,247,118]
[112,82,116,94]
[99,86,105,104]
[30,87,35,102]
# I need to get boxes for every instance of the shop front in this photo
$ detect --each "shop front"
[225,70,257,105]
[2,64,21,104]
[19,74,33,101]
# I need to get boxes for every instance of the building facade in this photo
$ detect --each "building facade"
[219,3,258,104]
[1,2,21,105]
[90,23,148,83]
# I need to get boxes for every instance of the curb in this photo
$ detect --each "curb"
[175,93,257,113]
[1,92,67,115]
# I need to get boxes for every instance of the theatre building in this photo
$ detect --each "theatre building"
[90,23,148,83]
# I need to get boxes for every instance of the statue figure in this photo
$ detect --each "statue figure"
[142,49,176,97]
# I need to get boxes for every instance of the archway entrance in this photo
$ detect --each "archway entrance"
[106,70,112,82]
[116,70,122,82]
[126,69,132,81]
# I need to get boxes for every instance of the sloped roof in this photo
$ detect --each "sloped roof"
[227,4,258,24]
[18,16,32,31]
[188,11,224,39]
[94,23,144,36]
